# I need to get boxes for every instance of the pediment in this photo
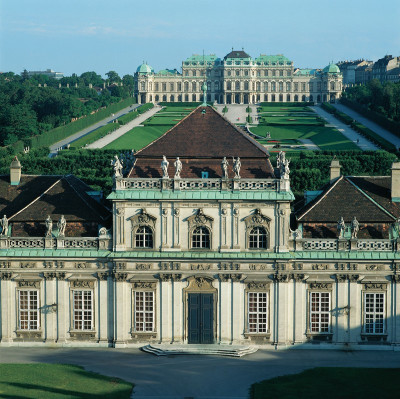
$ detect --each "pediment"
[243,208,271,229]
[128,209,157,228]
[187,209,214,230]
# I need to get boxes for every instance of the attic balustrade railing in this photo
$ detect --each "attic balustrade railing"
[0,237,112,250]
[293,238,398,252]
[116,177,286,191]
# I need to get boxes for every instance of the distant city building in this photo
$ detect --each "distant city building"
[372,55,400,83]
[135,50,343,104]
[27,69,64,80]
[355,63,373,85]
[386,67,400,83]
[337,60,372,86]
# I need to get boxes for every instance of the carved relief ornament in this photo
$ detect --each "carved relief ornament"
[243,208,271,230]
[71,280,94,289]
[185,276,216,291]
[247,282,269,290]
[363,283,387,290]
[18,280,41,288]
[133,281,157,289]
[129,209,157,229]
[187,209,214,231]
[309,282,332,290]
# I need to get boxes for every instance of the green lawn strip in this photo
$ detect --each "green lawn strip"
[104,125,169,151]
[250,367,399,399]
[258,106,310,113]
[0,363,133,399]
[70,123,119,149]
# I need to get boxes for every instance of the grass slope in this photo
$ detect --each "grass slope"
[250,367,399,399]
[105,125,169,150]
[0,363,133,399]
[252,125,360,151]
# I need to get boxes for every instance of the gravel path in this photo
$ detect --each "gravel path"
[333,103,400,149]
[311,106,379,151]
[49,104,140,155]
[86,106,162,149]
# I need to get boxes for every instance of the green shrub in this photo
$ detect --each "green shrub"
[351,121,397,152]
[70,123,119,149]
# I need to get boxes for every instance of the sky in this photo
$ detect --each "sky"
[1,0,400,78]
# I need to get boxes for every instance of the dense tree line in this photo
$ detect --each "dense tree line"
[0,71,135,147]
[343,80,400,122]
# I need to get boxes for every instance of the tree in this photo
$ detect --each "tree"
[106,71,121,84]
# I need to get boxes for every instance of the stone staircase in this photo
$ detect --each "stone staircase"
[141,343,258,357]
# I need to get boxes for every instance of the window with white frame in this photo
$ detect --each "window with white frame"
[192,226,210,249]
[249,227,268,249]
[134,291,154,332]
[310,292,330,333]
[248,292,267,333]
[73,290,93,330]
[18,290,39,330]
[364,292,385,334]
[135,226,153,248]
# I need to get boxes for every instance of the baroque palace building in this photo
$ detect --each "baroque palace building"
[134,50,343,105]
[1,106,400,349]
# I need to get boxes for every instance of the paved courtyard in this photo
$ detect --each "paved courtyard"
[0,347,399,399]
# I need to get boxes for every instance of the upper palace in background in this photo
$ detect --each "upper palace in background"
[134,49,343,104]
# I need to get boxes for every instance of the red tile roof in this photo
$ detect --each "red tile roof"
[129,106,274,179]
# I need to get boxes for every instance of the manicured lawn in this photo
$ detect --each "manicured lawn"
[104,125,169,150]
[158,106,195,114]
[0,364,133,398]
[258,105,311,113]
[250,367,399,399]
[251,125,359,151]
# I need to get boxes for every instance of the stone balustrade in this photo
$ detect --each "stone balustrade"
[116,177,286,192]
[0,237,112,250]
[291,238,399,252]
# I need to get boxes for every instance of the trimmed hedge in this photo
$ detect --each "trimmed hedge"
[351,121,397,152]
[158,102,202,107]
[69,123,120,149]
[259,102,314,107]
[341,97,400,138]
[321,102,353,124]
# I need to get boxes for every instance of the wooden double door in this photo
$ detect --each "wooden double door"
[188,293,214,344]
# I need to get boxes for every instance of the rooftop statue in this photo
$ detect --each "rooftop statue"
[161,155,169,178]
[351,216,359,239]
[57,215,66,237]
[111,155,123,178]
[221,157,229,179]
[174,157,182,179]
[45,215,53,237]
[233,157,241,179]
[0,215,8,236]
[337,216,346,239]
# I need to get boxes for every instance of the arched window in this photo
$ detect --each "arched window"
[256,82,261,91]
[286,94,290,102]
[235,81,240,90]
[162,95,167,101]
[294,95,298,102]
[236,70,240,76]
[271,82,276,92]
[192,70,197,77]
[302,95,306,101]
[192,82,197,91]
[286,82,291,92]
[330,82,335,90]
[135,226,153,248]
[227,81,232,90]
[155,95,159,102]
[192,227,210,249]
[140,82,145,91]
[244,81,249,90]
[214,81,219,90]
[184,82,189,92]
[280,70,284,77]
[249,227,268,249]
[192,94,196,101]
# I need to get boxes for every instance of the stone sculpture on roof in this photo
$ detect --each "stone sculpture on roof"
[111,155,123,178]
[174,157,182,179]
[45,215,53,237]
[0,215,8,236]
[337,216,346,239]
[233,157,241,179]
[351,216,359,239]
[161,156,169,178]
[221,157,229,179]
[58,215,66,237]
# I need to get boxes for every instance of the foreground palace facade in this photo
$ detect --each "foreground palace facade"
[135,50,343,105]
[1,107,400,349]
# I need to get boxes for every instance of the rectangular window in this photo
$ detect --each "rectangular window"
[19,290,39,330]
[364,293,385,334]
[73,290,93,330]
[310,292,330,333]
[134,291,154,332]
[248,292,267,333]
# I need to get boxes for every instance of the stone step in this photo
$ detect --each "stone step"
[141,344,258,357]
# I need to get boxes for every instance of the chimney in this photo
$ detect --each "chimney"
[330,158,341,183]
[10,156,22,186]
[391,162,400,202]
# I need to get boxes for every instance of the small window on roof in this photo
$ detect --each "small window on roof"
[201,171,209,179]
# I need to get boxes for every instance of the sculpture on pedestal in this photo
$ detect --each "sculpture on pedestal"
[337,216,346,239]
[351,216,359,239]
[0,215,8,236]
[233,157,241,179]
[57,215,66,237]
[161,155,169,178]
[45,215,53,237]
[111,155,123,178]
[174,157,182,179]
[221,157,229,179]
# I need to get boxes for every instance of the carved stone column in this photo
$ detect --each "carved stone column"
[114,271,129,347]
[0,272,13,342]
[220,206,228,250]
[98,271,110,344]
[115,207,125,250]
[161,208,169,249]
[232,207,240,249]
[43,272,57,342]
[173,208,180,249]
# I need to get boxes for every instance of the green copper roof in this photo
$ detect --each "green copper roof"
[156,69,180,76]
[184,54,220,64]
[323,63,341,74]
[108,189,295,201]
[136,63,154,74]
[255,55,292,64]
[296,69,318,76]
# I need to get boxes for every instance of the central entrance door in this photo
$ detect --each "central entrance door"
[188,293,214,344]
